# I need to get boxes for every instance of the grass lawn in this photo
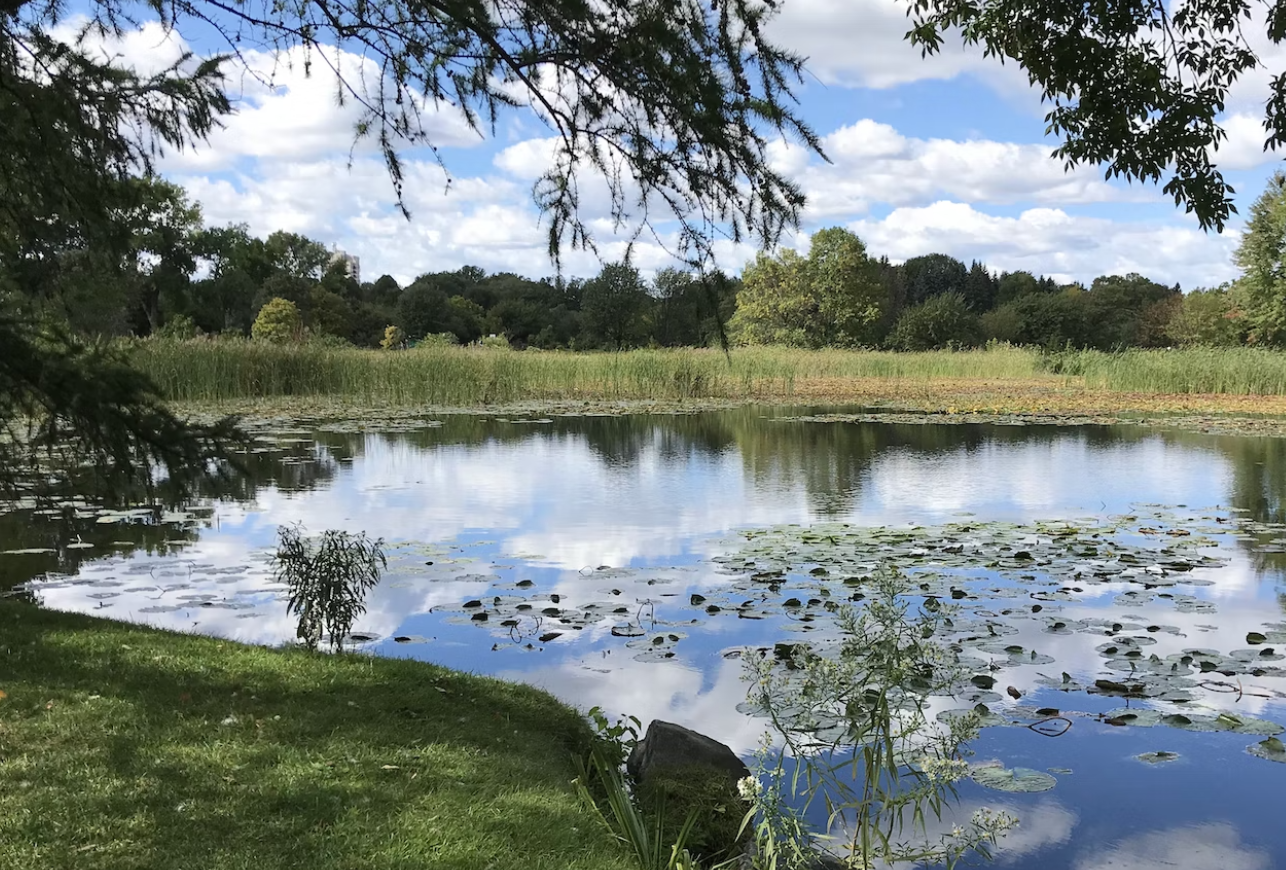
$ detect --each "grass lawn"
[0,600,633,870]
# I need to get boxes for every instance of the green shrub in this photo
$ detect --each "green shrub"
[421,331,460,347]
[270,525,386,652]
[887,293,981,351]
[154,314,200,340]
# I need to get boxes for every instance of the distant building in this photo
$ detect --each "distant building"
[329,244,360,284]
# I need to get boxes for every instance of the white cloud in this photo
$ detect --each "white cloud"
[767,0,1034,100]
[850,201,1239,287]
[1211,113,1281,172]
[785,121,1145,222]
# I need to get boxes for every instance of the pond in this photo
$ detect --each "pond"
[4,406,1286,868]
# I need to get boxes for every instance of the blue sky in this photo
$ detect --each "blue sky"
[75,1,1286,288]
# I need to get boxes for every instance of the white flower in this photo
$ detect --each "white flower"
[918,755,970,783]
[737,775,762,803]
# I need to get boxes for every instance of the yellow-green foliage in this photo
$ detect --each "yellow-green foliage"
[730,228,884,348]
[251,297,301,343]
[380,325,406,350]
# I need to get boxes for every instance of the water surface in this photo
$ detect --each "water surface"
[4,407,1286,868]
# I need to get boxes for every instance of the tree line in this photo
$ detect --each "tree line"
[28,172,1286,352]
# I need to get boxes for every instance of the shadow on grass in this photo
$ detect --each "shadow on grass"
[0,601,629,870]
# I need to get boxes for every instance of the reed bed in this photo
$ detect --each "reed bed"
[127,339,801,404]
[1058,347,1286,396]
[126,339,1286,406]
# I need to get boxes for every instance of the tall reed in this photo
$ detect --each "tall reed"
[1052,347,1286,396]
[126,338,801,404]
[125,338,1286,404]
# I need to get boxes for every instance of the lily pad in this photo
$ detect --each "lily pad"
[970,764,1057,793]
[1248,737,1286,763]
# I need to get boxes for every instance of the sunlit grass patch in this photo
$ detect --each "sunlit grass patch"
[0,601,633,870]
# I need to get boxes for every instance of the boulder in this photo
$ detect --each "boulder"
[626,719,751,785]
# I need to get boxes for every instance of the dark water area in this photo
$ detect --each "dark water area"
[4,406,1286,869]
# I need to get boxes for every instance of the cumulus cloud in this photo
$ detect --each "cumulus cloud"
[781,120,1146,222]
[849,201,1240,288]
[766,0,1034,99]
[1211,113,1279,172]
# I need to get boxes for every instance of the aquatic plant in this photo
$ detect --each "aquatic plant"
[742,568,1014,870]
[271,524,386,652]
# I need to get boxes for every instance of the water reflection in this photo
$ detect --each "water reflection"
[1073,822,1269,870]
[6,411,1286,868]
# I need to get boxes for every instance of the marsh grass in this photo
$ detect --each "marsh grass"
[1056,347,1286,396]
[0,600,634,870]
[125,339,1286,407]
[126,340,1044,406]
[128,339,797,404]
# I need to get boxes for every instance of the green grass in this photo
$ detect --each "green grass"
[126,339,797,404]
[125,339,1048,405]
[0,600,634,870]
[124,339,1286,406]
[1055,346,1286,395]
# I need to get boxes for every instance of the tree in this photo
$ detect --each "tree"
[996,271,1043,305]
[1007,292,1094,349]
[1234,172,1286,345]
[730,228,884,347]
[1085,273,1179,348]
[907,0,1284,230]
[963,260,998,312]
[581,262,651,349]
[902,254,968,307]
[1165,286,1246,347]
[729,249,814,347]
[252,297,302,343]
[33,0,817,268]
[652,268,739,347]
[264,231,331,281]
[0,304,241,501]
[444,296,488,344]
[806,227,886,346]
[308,285,355,340]
[398,280,451,339]
[26,175,204,337]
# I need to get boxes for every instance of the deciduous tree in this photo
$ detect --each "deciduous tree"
[907,0,1284,230]
[1234,172,1286,345]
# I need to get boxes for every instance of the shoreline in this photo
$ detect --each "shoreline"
[174,385,1286,438]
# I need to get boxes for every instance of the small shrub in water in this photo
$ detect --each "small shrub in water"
[743,567,1014,869]
[271,525,386,652]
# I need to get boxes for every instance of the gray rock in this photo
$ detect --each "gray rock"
[626,719,752,785]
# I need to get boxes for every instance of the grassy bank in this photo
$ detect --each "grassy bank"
[0,600,633,870]
[125,340,1286,417]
